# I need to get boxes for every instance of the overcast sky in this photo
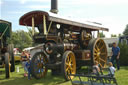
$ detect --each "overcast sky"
[0,0,128,37]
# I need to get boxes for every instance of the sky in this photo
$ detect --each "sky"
[0,0,128,37]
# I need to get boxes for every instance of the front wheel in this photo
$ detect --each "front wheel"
[30,52,48,79]
[62,51,76,81]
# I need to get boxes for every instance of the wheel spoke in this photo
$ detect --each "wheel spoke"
[98,41,102,46]
[67,56,70,62]
[94,53,97,55]
[66,66,69,71]
[95,44,99,50]
[94,48,98,52]
[100,58,106,63]
[99,45,104,50]
[69,58,72,64]
[66,62,69,65]
[100,53,106,55]
[94,57,97,60]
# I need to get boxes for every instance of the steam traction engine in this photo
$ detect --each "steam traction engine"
[19,10,109,80]
[0,20,15,78]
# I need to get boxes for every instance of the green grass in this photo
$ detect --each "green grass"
[0,64,128,85]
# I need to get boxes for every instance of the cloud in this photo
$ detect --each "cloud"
[31,0,50,2]
[28,5,49,9]
[0,0,3,5]
[20,0,26,4]
[88,16,127,37]
[0,0,2,19]
[20,0,50,4]
[61,0,128,5]
[9,11,27,14]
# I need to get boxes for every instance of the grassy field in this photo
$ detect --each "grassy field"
[0,64,128,85]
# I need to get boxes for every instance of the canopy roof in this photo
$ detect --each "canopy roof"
[19,10,109,31]
[0,20,11,37]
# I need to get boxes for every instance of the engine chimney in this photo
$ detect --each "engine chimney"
[50,0,58,14]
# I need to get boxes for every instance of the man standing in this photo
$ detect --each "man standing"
[111,42,120,70]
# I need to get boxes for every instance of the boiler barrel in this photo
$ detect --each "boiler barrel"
[44,42,78,54]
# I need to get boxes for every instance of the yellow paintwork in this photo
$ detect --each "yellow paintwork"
[65,52,76,80]
[93,39,107,67]
[14,53,21,61]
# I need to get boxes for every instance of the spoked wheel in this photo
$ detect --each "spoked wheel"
[62,51,76,81]
[31,52,48,79]
[88,38,107,68]
[5,52,10,78]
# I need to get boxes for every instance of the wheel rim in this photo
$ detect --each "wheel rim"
[33,53,48,78]
[64,51,76,80]
[93,39,107,67]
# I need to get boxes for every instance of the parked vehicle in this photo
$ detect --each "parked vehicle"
[13,48,21,61]
[103,38,118,58]
[0,19,15,78]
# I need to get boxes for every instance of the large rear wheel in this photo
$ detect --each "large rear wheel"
[31,52,48,79]
[62,51,76,81]
[88,38,107,67]
[8,44,15,72]
[5,52,10,78]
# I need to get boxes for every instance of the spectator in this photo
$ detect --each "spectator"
[93,61,100,74]
[26,58,31,80]
[21,50,29,77]
[111,42,120,70]
[108,62,116,77]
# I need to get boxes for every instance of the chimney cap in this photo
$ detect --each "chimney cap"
[50,0,58,14]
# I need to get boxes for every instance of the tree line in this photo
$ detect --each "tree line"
[8,30,33,50]
[99,24,128,38]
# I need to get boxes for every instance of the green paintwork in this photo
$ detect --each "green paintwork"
[0,20,11,37]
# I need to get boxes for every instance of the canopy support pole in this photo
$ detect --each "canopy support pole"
[97,30,100,38]
[47,21,52,34]
[32,17,35,36]
[43,15,47,35]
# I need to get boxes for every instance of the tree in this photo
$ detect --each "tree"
[99,32,105,38]
[118,34,122,37]
[111,34,117,37]
[123,24,128,35]
[119,43,128,66]
[8,30,33,50]
[27,28,33,38]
